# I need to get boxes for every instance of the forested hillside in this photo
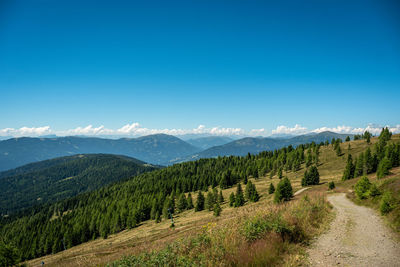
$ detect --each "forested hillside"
[1,129,399,265]
[0,154,158,215]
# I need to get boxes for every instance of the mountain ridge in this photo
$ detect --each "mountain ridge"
[0,153,158,215]
[0,134,199,171]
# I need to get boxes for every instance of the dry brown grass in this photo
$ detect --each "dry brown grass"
[26,134,400,267]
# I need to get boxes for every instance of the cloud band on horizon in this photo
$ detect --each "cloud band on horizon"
[0,123,399,138]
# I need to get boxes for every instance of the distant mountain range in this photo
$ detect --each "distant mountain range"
[0,134,200,171]
[0,154,158,215]
[0,131,353,171]
[177,131,353,162]
[185,136,233,150]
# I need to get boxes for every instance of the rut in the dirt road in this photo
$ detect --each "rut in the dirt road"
[307,193,400,267]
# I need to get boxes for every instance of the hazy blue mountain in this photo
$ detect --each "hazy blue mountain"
[0,134,200,171]
[185,136,233,150]
[0,154,158,215]
[179,131,353,161]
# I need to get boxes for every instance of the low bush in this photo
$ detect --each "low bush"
[328,181,335,190]
[354,176,371,199]
[380,192,395,215]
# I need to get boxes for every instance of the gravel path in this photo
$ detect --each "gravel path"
[307,193,400,267]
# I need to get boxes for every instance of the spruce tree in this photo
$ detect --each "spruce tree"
[354,154,364,177]
[377,156,391,179]
[177,193,187,212]
[342,154,355,180]
[302,165,320,186]
[218,190,224,203]
[213,202,221,217]
[206,191,215,211]
[195,191,205,212]
[364,147,374,174]
[274,177,293,203]
[268,183,275,194]
[235,183,245,207]
[335,144,342,156]
[155,211,161,223]
[229,192,235,207]
[278,168,283,179]
[187,192,194,209]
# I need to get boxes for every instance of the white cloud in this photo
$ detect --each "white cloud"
[312,124,400,135]
[271,124,308,135]
[0,126,51,137]
[250,128,266,135]
[1,123,399,138]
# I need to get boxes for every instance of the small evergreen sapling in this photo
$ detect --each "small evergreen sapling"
[268,183,275,194]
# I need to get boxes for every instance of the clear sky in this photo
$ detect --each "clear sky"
[1,0,399,137]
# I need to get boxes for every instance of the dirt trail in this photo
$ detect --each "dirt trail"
[307,193,400,267]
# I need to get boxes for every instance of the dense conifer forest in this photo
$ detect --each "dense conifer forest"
[0,154,158,215]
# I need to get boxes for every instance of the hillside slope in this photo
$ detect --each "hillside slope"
[3,133,398,266]
[184,131,353,161]
[0,154,158,215]
[0,134,199,171]
[185,136,233,150]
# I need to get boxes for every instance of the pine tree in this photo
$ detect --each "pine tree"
[206,191,215,211]
[213,202,221,217]
[364,147,374,174]
[245,181,260,202]
[234,183,245,207]
[268,183,275,194]
[150,201,157,220]
[302,165,320,186]
[274,177,293,203]
[218,190,224,203]
[195,191,205,212]
[155,211,161,223]
[278,168,283,179]
[377,156,391,179]
[335,144,342,156]
[187,192,194,209]
[306,149,312,167]
[345,136,350,142]
[229,192,235,207]
[342,154,355,180]
[177,193,187,212]
[354,153,364,177]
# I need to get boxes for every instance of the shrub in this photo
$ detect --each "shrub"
[242,214,291,242]
[354,176,371,199]
[328,181,335,190]
[368,183,380,197]
[380,192,395,215]
[274,177,293,203]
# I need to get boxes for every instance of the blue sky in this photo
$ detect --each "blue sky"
[1,0,399,137]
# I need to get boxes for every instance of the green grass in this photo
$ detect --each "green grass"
[346,168,400,233]
[108,193,331,267]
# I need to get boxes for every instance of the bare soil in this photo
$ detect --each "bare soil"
[307,193,400,267]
